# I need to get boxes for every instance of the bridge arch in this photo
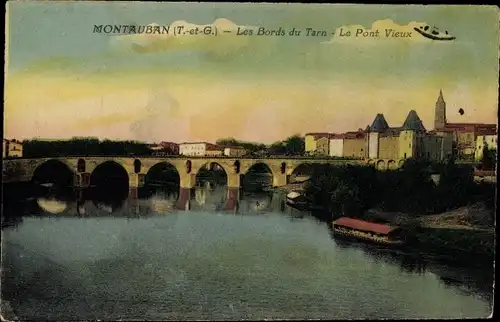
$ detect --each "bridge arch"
[376,160,385,170]
[288,162,314,177]
[90,160,129,190]
[387,159,397,170]
[32,159,75,187]
[144,162,180,192]
[242,162,274,191]
[194,161,229,188]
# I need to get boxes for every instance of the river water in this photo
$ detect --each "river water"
[1,184,494,320]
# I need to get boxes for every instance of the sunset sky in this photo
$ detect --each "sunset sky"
[5,2,499,144]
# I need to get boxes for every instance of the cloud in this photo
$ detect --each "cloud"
[323,19,434,45]
[129,87,189,143]
[110,18,259,60]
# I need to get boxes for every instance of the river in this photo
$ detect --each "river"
[1,183,493,320]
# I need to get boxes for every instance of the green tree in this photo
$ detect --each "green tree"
[480,145,496,170]
[268,141,286,155]
[304,165,364,221]
[284,135,305,155]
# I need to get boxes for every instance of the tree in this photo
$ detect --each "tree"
[216,138,266,154]
[268,141,286,155]
[481,145,496,170]
[304,165,364,221]
[284,135,305,155]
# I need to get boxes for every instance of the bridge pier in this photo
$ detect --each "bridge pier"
[175,174,196,210]
[128,187,140,215]
[74,172,91,188]
[273,172,288,187]
[128,173,145,214]
[227,173,241,189]
[221,187,240,211]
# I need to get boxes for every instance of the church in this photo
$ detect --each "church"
[432,90,497,159]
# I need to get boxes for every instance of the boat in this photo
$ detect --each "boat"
[332,217,405,246]
[414,24,456,41]
[285,191,310,209]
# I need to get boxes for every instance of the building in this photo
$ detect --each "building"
[315,136,330,156]
[343,130,365,158]
[305,133,330,154]
[159,141,179,155]
[434,90,497,159]
[149,142,179,156]
[223,146,247,157]
[3,139,23,158]
[179,142,218,156]
[364,110,452,162]
[205,145,224,157]
[329,134,345,157]
[148,144,164,152]
[475,132,497,161]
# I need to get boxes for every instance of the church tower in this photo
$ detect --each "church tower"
[434,89,447,130]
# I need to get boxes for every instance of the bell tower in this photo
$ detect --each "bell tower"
[434,89,447,130]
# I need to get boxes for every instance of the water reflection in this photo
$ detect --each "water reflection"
[1,179,494,318]
[36,198,68,214]
[331,236,494,303]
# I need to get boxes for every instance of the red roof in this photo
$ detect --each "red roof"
[333,217,397,235]
[330,134,345,139]
[444,123,497,133]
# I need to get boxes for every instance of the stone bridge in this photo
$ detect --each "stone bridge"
[2,156,403,188]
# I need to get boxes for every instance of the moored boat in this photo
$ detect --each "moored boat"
[332,217,405,246]
[286,191,310,209]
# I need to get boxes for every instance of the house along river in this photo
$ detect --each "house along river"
[1,183,493,320]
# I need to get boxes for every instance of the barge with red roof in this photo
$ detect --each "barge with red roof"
[332,217,405,246]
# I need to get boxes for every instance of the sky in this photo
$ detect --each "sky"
[4,2,499,144]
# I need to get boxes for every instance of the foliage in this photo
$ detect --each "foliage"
[22,137,151,157]
[267,134,305,156]
[215,138,266,153]
[480,145,496,170]
[434,160,475,212]
[216,135,304,156]
[304,158,495,222]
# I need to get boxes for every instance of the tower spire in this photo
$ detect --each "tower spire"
[434,89,447,130]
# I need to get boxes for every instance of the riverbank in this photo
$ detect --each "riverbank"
[279,179,494,262]
[362,203,495,262]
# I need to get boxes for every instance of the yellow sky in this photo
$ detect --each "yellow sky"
[4,71,497,143]
[5,4,499,143]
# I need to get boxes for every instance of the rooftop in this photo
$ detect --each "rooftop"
[333,217,398,235]
[444,123,497,132]
[402,110,426,131]
[370,114,390,132]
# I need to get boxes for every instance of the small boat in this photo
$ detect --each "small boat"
[414,24,456,41]
[285,191,310,208]
[332,217,405,246]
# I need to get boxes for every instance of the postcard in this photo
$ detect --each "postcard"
[2,1,497,320]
